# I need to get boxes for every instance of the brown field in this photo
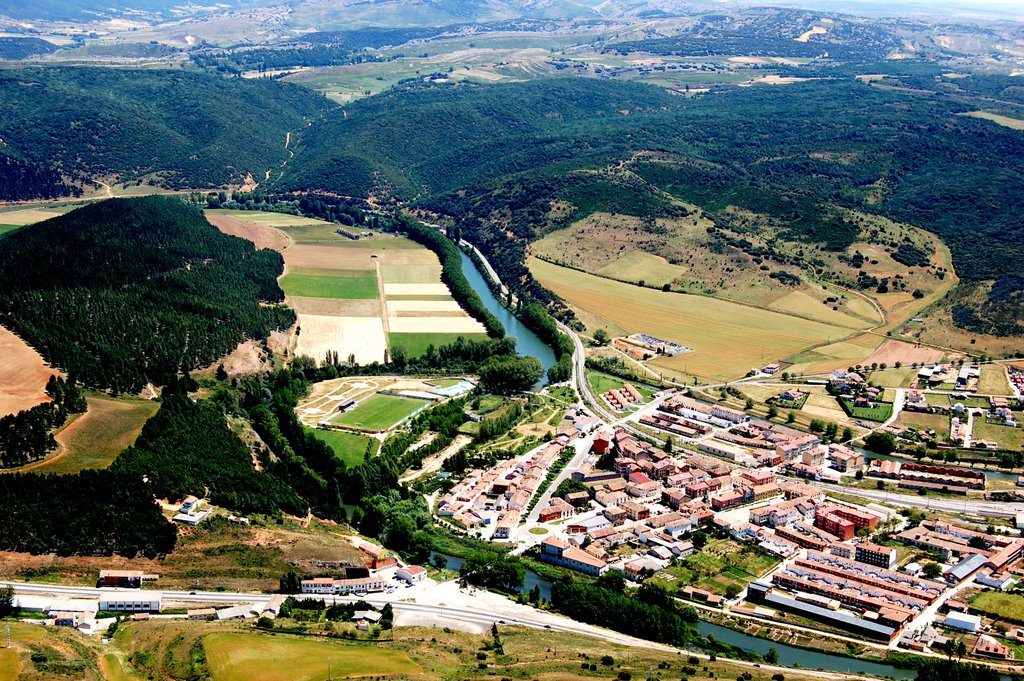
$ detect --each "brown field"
[0,325,58,417]
[16,395,159,474]
[860,338,944,367]
[288,296,382,316]
[205,214,290,251]
[283,245,380,270]
[294,315,387,365]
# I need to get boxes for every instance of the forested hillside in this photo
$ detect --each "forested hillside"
[0,197,295,392]
[287,77,1024,332]
[0,67,329,197]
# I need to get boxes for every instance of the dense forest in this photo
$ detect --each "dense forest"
[0,376,86,468]
[0,197,295,392]
[0,470,177,556]
[0,67,328,194]
[286,76,1024,331]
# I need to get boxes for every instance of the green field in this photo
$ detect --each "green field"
[30,395,159,474]
[308,428,379,467]
[390,332,488,357]
[0,224,21,237]
[328,394,425,431]
[866,368,917,388]
[204,633,421,681]
[839,397,894,422]
[970,591,1024,624]
[530,257,864,381]
[586,370,657,400]
[656,539,779,597]
[972,420,1024,452]
[280,271,379,299]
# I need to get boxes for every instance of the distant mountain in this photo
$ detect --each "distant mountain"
[0,0,256,22]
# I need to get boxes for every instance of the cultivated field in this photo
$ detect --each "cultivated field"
[896,410,949,433]
[207,210,485,366]
[865,367,919,388]
[961,110,1024,130]
[205,633,421,681]
[860,339,943,368]
[0,324,58,417]
[20,394,159,474]
[529,257,862,381]
[328,394,426,431]
[389,332,488,357]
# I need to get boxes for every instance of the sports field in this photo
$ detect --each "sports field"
[204,633,421,681]
[279,271,379,299]
[308,428,378,467]
[328,394,425,431]
[529,258,864,381]
[389,332,488,357]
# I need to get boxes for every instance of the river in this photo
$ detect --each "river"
[432,552,911,678]
[458,250,556,378]
[697,622,914,679]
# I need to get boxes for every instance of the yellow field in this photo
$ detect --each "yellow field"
[0,324,57,417]
[0,649,19,681]
[783,333,883,376]
[204,633,421,681]
[530,258,866,381]
[961,110,1024,130]
[596,250,685,287]
[979,365,1013,395]
[768,290,876,329]
[0,207,72,226]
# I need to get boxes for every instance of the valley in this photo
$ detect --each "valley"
[2,2,1024,681]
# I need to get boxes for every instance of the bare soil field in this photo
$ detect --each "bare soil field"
[205,214,290,251]
[282,245,380,270]
[389,317,487,334]
[860,338,944,367]
[288,296,381,316]
[0,325,58,417]
[387,299,464,313]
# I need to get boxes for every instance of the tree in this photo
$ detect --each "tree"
[256,616,274,630]
[839,426,853,441]
[592,328,610,346]
[922,562,943,579]
[664,436,674,454]
[0,585,18,618]
[765,647,779,664]
[864,431,897,454]
[767,404,779,419]
[744,398,755,410]
[809,419,825,433]
[279,570,302,594]
[478,355,544,395]
[692,530,709,549]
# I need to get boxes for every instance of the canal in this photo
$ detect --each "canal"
[458,250,557,379]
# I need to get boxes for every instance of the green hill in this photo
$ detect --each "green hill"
[0,67,329,198]
[0,196,295,392]
[285,77,1024,333]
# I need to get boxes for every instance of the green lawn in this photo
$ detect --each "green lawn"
[839,397,893,422]
[866,368,917,388]
[970,591,1024,624]
[0,224,21,237]
[280,271,378,299]
[972,420,1024,451]
[389,332,488,357]
[204,633,421,681]
[328,394,425,431]
[586,370,656,400]
[308,428,378,467]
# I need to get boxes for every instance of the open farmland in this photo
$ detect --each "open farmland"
[529,258,863,381]
[979,365,1013,395]
[18,394,159,474]
[328,394,426,431]
[207,210,485,366]
[0,325,58,417]
[204,633,421,681]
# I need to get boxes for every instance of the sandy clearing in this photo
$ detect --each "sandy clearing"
[207,214,291,251]
[860,339,943,367]
[387,299,465,313]
[384,283,452,297]
[294,315,387,365]
[0,325,58,417]
[288,297,381,316]
[389,317,487,334]
[796,25,828,42]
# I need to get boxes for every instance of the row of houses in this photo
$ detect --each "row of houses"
[868,459,986,492]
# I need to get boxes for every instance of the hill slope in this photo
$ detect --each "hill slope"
[285,77,1024,334]
[0,67,329,199]
[0,197,295,392]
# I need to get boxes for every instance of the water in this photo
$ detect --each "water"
[458,250,557,378]
[430,551,553,602]
[697,621,914,679]
[865,450,1018,484]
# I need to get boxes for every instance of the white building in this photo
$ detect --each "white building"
[396,566,427,585]
[98,592,162,613]
[944,611,982,633]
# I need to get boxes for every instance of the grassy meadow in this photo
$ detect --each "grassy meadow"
[280,270,379,299]
[308,427,379,467]
[389,332,488,357]
[529,257,862,381]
